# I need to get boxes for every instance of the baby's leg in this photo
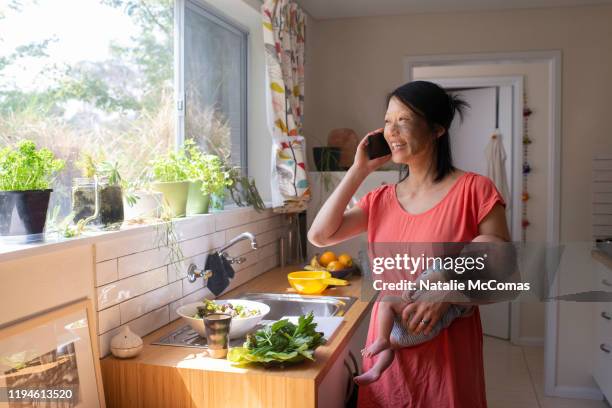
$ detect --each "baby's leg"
[354,348,394,386]
[361,299,405,358]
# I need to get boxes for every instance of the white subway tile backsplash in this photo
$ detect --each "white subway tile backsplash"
[232,251,257,272]
[257,227,284,246]
[179,233,219,259]
[99,326,121,358]
[181,273,207,296]
[98,305,120,334]
[95,230,159,261]
[117,247,170,279]
[95,259,118,287]
[120,281,182,323]
[257,241,279,261]
[97,266,168,310]
[167,253,208,283]
[222,264,257,295]
[95,208,287,358]
[215,208,253,231]
[127,305,170,338]
[173,215,215,242]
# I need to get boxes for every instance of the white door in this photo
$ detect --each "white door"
[448,86,513,339]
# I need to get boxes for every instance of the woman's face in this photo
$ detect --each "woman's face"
[384,96,439,164]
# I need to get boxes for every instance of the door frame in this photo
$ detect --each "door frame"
[403,51,569,399]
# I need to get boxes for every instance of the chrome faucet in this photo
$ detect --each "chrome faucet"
[218,232,258,253]
[187,232,258,283]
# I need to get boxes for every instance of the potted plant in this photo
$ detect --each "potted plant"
[122,181,164,220]
[0,140,64,241]
[184,141,234,214]
[72,154,125,230]
[150,149,190,218]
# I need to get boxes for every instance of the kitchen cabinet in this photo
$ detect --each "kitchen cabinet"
[100,265,376,408]
[317,305,372,408]
[593,251,612,401]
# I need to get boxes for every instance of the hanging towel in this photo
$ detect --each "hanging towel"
[485,130,511,206]
[204,252,235,296]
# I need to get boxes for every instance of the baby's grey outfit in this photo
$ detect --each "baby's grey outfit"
[390,268,472,347]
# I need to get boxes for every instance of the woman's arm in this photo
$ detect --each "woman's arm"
[478,203,511,241]
[308,130,390,247]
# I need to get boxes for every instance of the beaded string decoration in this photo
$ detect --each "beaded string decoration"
[522,92,533,242]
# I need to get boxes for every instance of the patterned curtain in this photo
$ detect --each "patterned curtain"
[262,0,310,213]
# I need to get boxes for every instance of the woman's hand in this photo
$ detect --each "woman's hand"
[401,300,451,336]
[352,128,391,175]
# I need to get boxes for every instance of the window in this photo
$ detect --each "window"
[182,0,248,170]
[0,0,248,218]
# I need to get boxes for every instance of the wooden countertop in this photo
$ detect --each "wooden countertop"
[101,265,375,384]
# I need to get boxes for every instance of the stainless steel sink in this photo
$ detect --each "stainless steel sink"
[236,293,357,320]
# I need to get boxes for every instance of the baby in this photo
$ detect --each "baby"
[354,235,504,386]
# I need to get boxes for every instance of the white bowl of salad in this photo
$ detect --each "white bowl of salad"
[176,299,270,339]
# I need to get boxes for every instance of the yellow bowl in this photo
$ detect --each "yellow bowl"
[287,271,348,295]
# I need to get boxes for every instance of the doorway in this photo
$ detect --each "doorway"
[422,77,522,340]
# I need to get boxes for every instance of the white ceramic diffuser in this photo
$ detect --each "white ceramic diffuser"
[110,326,143,359]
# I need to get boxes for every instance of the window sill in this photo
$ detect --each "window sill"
[0,202,275,264]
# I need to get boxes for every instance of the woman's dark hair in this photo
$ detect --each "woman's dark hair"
[388,81,469,182]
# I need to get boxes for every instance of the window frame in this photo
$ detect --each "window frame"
[174,0,249,174]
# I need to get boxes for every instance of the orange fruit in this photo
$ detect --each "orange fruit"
[338,253,353,267]
[327,261,345,271]
[318,251,337,267]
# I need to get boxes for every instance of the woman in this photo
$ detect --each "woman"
[308,80,510,407]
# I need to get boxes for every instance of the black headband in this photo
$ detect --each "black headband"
[389,81,454,131]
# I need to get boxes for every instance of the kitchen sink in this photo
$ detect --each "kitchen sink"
[236,293,357,320]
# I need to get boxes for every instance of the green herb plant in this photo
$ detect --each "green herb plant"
[0,140,64,191]
[150,148,189,182]
[184,140,232,196]
[227,312,326,366]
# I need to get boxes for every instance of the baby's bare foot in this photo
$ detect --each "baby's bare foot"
[354,367,382,386]
[360,338,390,358]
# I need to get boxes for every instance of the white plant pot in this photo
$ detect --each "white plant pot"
[123,191,163,220]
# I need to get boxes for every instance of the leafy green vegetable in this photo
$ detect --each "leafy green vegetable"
[0,140,64,191]
[227,312,326,366]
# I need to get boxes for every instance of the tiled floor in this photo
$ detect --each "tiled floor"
[484,336,609,408]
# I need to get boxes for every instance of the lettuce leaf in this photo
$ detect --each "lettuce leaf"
[226,312,326,367]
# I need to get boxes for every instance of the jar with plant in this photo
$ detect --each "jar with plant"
[150,148,190,218]
[0,140,64,241]
[72,153,125,230]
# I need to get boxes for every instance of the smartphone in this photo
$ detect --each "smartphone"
[367,132,391,160]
